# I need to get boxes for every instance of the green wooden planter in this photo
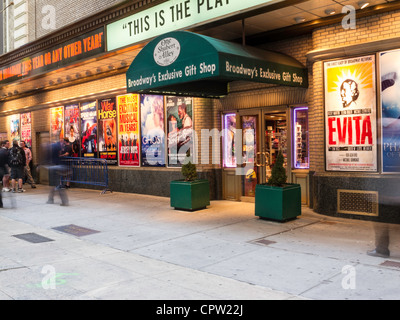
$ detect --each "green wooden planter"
[170,179,210,211]
[255,183,301,222]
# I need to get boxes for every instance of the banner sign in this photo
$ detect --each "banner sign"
[21,112,32,147]
[98,98,118,165]
[380,49,400,172]
[141,94,165,167]
[166,96,193,166]
[324,55,377,172]
[50,107,64,144]
[117,94,140,167]
[80,101,98,158]
[107,0,274,51]
[0,28,104,85]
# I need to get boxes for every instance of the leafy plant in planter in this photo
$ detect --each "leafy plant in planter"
[170,151,210,211]
[267,151,287,187]
[255,151,301,222]
[181,153,197,182]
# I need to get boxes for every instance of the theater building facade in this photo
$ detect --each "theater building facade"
[1,0,400,223]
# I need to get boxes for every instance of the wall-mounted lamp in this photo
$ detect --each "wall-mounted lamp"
[358,1,369,9]
[325,8,336,15]
[294,17,306,23]
[0,2,14,13]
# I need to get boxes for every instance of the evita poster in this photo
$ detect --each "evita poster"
[324,55,377,172]
[80,101,97,158]
[98,98,118,165]
[141,95,165,167]
[380,49,400,172]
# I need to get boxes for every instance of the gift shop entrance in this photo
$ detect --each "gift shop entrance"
[222,106,310,204]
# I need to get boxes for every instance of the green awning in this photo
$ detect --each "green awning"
[126,31,308,98]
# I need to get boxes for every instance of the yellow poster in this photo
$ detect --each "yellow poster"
[50,106,64,143]
[324,55,377,172]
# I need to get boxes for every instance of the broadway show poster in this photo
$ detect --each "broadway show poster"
[380,49,400,172]
[141,94,165,167]
[64,104,80,156]
[50,107,64,144]
[80,101,97,158]
[9,114,20,142]
[166,96,193,167]
[117,94,140,167]
[324,55,377,172]
[21,112,32,147]
[242,115,257,197]
[98,98,118,165]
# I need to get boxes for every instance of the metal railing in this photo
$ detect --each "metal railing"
[60,157,111,194]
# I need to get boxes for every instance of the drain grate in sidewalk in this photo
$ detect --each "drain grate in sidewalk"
[13,233,54,244]
[250,239,277,246]
[52,224,100,237]
[380,260,400,269]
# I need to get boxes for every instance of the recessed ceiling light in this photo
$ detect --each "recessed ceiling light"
[358,1,369,9]
[294,17,306,23]
[325,9,336,15]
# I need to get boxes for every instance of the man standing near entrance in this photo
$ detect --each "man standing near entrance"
[20,141,36,189]
[8,140,26,193]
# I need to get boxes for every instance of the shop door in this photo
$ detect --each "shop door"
[239,111,261,201]
[261,110,289,184]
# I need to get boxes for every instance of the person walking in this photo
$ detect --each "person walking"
[46,139,69,206]
[0,140,9,208]
[1,140,11,192]
[8,140,26,193]
[20,141,36,188]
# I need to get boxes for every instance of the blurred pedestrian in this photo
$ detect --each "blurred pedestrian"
[1,140,11,192]
[367,178,400,258]
[20,141,36,188]
[0,140,8,208]
[8,140,26,193]
[46,139,68,206]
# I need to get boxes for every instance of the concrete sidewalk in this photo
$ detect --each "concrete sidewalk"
[0,185,399,300]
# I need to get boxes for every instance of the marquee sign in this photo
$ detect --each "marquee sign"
[106,0,276,51]
[0,27,105,85]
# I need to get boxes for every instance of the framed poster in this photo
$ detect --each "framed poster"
[242,115,257,197]
[80,101,98,158]
[140,94,165,167]
[117,94,140,167]
[21,112,32,147]
[223,113,237,168]
[50,107,64,144]
[324,55,377,172]
[166,96,193,167]
[380,49,400,173]
[64,104,80,157]
[98,98,118,165]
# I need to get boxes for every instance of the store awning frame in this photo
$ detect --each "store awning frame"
[126,31,308,98]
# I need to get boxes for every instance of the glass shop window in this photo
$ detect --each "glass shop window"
[293,107,309,169]
[223,113,237,168]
